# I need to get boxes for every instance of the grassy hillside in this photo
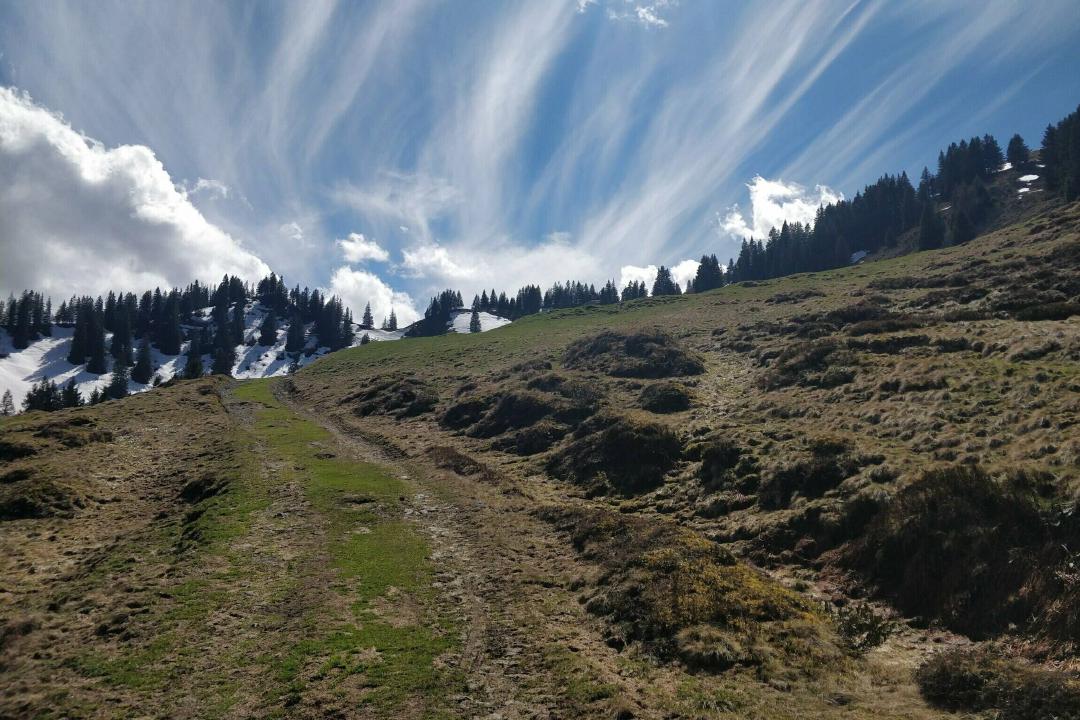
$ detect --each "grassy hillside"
[2,199,1079,718]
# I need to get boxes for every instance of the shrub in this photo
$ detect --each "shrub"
[761,339,856,390]
[1015,301,1080,321]
[831,603,896,652]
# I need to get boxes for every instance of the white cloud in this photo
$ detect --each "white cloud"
[619,257,697,293]
[337,232,389,263]
[671,258,699,288]
[719,176,840,241]
[584,0,675,28]
[0,88,269,297]
[331,172,461,246]
[327,266,420,327]
[184,177,229,200]
[399,242,476,280]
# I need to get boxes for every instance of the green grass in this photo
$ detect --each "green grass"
[234,378,462,716]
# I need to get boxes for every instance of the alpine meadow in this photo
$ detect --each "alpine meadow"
[2,2,1080,719]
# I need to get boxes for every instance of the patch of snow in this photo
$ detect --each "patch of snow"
[1018,187,1030,194]
[1037,163,1045,168]
[447,309,512,334]
[1019,174,1039,183]
[849,250,868,264]
[998,161,1013,172]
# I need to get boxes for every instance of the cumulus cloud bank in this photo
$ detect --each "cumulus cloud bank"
[619,257,698,294]
[0,88,269,297]
[327,266,420,327]
[720,176,841,241]
[337,233,389,263]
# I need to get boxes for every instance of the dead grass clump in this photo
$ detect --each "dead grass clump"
[32,417,112,447]
[916,647,1080,720]
[178,473,228,503]
[760,339,856,390]
[767,289,824,304]
[490,420,568,456]
[0,478,83,520]
[0,439,36,463]
[348,376,438,418]
[846,334,929,353]
[563,330,705,379]
[758,443,864,510]
[639,382,692,413]
[1015,301,1080,321]
[546,417,682,495]
[439,397,490,430]
[1010,340,1062,362]
[425,446,488,477]
[846,316,924,336]
[467,390,593,439]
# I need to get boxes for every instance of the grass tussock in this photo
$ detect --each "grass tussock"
[546,416,682,495]
[638,381,692,413]
[542,507,842,674]
[917,647,1080,720]
[563,330,705,379]
[343,375,438,418]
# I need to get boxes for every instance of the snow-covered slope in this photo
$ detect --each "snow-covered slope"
[0,302,414,410]
[448,309,512,334]
[0,301,514,411]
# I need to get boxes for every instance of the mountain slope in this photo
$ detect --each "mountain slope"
[2,201,1079,718]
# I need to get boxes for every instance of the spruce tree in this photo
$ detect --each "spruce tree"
[106,357,130,400]
[88,388,103,405]
[469,309,481,333]
[132,338,153,384]
[183,338,204,379]
[87,310,108,374]
[61,378,83,408]
[652,266,678,296]
[258,312,278,346]
[1,389,15,416]
[1006,134,1030,167]
[361,302,374,329]
[388,309,398,331]
[360,333,370,345]
[211,346,234,376]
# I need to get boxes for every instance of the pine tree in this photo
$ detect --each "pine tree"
[183,338,204,379]
[1,389,15,416]
[61,378,83,408]
[211,346,234,375]
[469,308,481,333]
[948,208,975,245]
[388,309,398,331]
[360,333,371,345]
[652,266,679,296]
[258,312,278,346]
[1006,134,1030,167]
[131,338,153,384]
[361,302,374,329]
[88,387,103,405]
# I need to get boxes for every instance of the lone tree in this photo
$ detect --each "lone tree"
[1007,134,1030,167]
[469,308,481,333]
[361,302,374,329]
[387,309,398,331]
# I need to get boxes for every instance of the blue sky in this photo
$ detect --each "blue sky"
[1,0,1078,323]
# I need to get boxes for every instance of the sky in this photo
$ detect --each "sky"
[1,1,1078,324]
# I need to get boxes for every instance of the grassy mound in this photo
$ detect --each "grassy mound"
[345,376,438,418]
[840,466,1080,641]
[546,417,682,495]
[638,382,692,413]
[563,330,705,379]
[543,507,841,674]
